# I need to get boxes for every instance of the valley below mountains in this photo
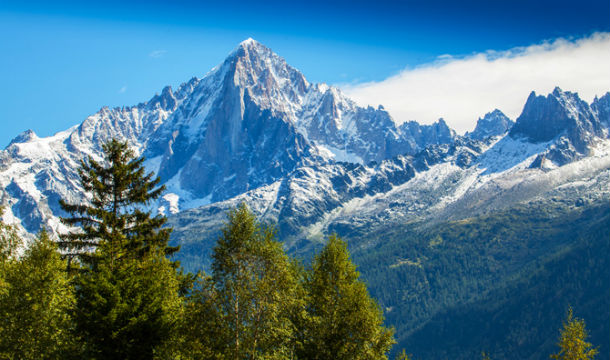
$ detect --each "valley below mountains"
[1,39,609,359]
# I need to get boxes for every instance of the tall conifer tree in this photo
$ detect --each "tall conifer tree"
[59,139,177,267]
[59,139,183,359]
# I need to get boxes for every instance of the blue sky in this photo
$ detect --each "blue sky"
[1,0,609,146]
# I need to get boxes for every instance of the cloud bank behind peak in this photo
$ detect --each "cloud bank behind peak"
[341,33,610,134]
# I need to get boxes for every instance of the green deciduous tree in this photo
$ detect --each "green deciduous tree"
[60,139,184,359]
[179,273,226,359]
[0,231,77,360]
[301,234,395,360]
[0,210,20,263]
[550,307,598,360]
[202,203,301,359]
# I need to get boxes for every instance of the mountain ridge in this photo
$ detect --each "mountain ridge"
[1,40,608,247]
[1,38,609,359]
[1,38,469,234]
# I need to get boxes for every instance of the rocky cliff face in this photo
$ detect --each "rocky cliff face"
[0,39,467,235]
[465,109,514,141]
[0,39,608,246]
[509,88,609,167]
[592,92,610,128]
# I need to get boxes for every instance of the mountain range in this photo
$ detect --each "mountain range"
[1,39,609,359]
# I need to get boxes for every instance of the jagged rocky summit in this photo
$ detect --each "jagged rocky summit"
[0,38,609,253]
[0,39,457,234]
[465,109,514,141]
[510,87,610,166]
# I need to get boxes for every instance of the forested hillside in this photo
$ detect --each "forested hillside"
[350,202,609,359]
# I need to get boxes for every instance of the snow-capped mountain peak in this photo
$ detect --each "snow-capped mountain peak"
[6,129,38,148]
[1,39,608,243]
[225,39,309,108]
[508,87,608,167]
[465,109,514,141]
[510,87,601,144]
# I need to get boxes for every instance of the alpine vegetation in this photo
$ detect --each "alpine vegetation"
[1,139,395,359]
[0,38,608,359]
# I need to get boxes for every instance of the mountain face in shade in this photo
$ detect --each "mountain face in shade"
[1,38,609,360]
[592,92,610,128]
[166,86,610,265]
[465,109,514,141]
[509,88,609,167]
[0,39,460,234]
[0,38,608,243]
[399,118,457,152]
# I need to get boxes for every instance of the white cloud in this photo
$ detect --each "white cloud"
[118,85,127,94]
[149,50,167,58]
[341,33,610,134]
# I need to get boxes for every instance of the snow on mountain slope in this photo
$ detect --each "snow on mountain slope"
[166,85,610,264]
[0,39,463,237]
[169,132,610,266]
[0,38,608,256]
[0,82,188,235]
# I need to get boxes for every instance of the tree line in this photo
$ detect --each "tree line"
[0,139,599,359]
[0,139,393,359]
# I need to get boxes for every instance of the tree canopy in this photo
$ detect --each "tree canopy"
[59,139,184,359]
[550,307,598,360]
[0,231,77,359]
[59,139,177,268]
[300,233,395,360]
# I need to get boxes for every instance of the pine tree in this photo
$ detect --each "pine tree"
[550,307,598,360]
[207,203,301,359]
[75,248,182,359]
[59,139,184,359]
[59,138,177,268]
[0,231,78,360]
[301,234,395,360]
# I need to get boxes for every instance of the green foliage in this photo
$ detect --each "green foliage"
[172,199,610,359]
[395,349,411,360]
[211,203,301,359]
[359,203,610,359]
[550,307,598,360]
[75,250,182,359]
[60,139,185,359]
[183,205,395,360]
[0,209,21,265]
[301,234,395,360]
[59,138,176,268]
[179,273,226,359]
[0,231,78,359]
[0,211,21,299]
